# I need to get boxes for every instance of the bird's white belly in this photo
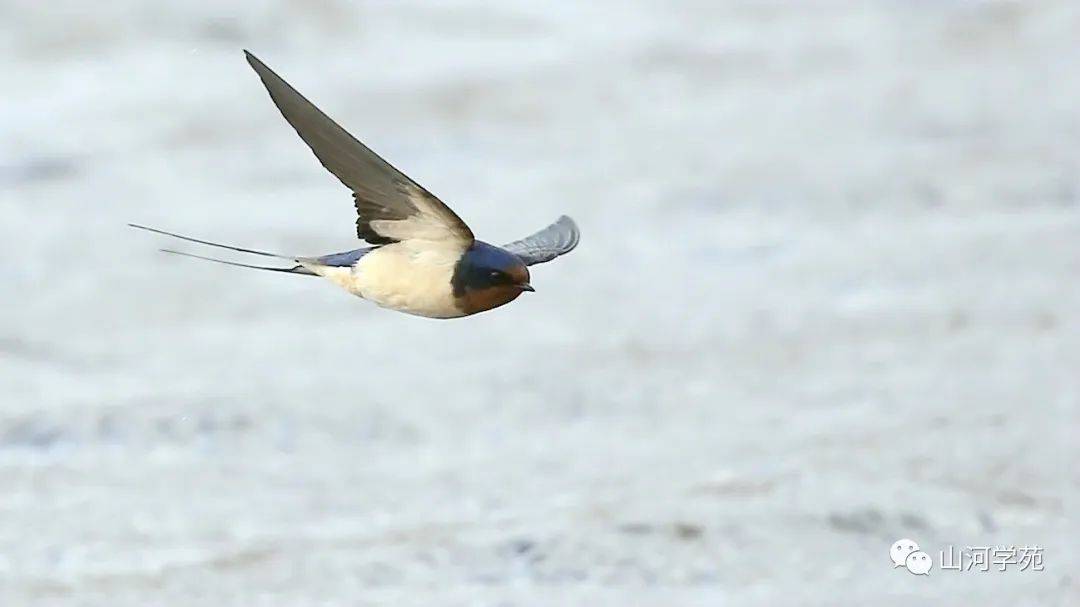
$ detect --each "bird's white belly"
[319,243,464,318]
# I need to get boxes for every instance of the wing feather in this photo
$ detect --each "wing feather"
[244,51,474,246]
[502,216,580,266]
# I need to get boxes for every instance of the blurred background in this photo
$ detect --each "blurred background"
[1,1,1077,605]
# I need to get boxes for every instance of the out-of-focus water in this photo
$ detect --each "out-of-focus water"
[1,1,1077,605]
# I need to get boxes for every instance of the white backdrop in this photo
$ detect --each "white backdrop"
[1,1,1076,605]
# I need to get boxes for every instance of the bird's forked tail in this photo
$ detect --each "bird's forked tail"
[128,223,317,275]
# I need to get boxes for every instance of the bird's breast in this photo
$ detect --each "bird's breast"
[348,243,466,318]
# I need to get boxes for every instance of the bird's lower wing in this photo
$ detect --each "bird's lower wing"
[502,215,580,266]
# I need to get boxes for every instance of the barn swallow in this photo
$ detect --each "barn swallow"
[132,51,579,318]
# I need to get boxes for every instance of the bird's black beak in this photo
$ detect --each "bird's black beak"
[518,283,535,292]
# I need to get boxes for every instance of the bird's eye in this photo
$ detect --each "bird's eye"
[489,270,501,278]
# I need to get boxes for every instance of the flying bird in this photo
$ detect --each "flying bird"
[131,51,579,319]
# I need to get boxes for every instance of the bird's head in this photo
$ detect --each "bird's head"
[452,241,533,315]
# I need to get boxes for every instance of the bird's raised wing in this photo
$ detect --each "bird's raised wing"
[502,215,580,266]
[245,51,474,247]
